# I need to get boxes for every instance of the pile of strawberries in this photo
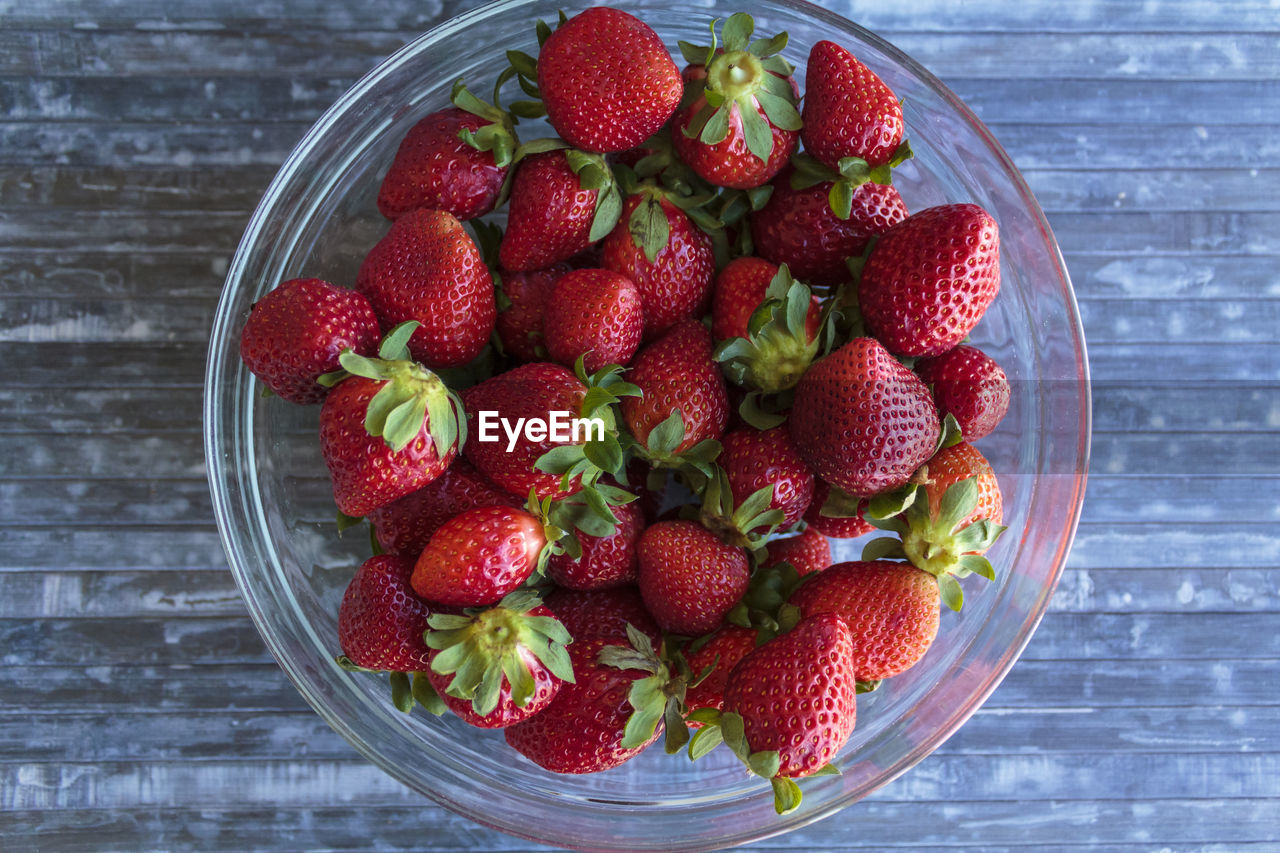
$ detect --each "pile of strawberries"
[238,7,1011,815]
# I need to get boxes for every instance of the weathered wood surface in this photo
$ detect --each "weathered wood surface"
[2,0,1279,850]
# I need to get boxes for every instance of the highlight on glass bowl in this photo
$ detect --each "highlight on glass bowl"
[205,0,1090,849]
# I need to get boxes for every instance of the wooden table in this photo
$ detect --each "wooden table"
[4,1,1278,849]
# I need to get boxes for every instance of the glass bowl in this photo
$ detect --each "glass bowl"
[204,0,1091,849]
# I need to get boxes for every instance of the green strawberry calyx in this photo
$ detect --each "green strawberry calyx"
[698,467,785,552]
[450,79,519,169]
[598,624,700,755]
[789,140,913,220]
[627,407,724,486]
[678,13,801,166]
[320,321,467,457]
[332,657,447,717]
[423,588,575,718]
[613,161,718,264]
[725,557,804,643]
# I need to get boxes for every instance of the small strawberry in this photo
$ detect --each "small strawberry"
[546,497,644,590]
[499,148,623,272]
[682,624,758,713]
[801,40,905,173]
[318,323,465,517]
[367,459,516,559]
[423,590,574,728]
[636,519,750,636]
[337,554,434,672]
[710,257,817,343]
[239,278,380,404]
[356,208,496,369]
[672,14,802,189]
[494,263,568,362]
[542,268,644,372]
[717,426,814,530]
[788,337,939,498]
[504,635,662,773]
[601,192,716,339]
[376,82,516,222]
[858,203,1001,357]
[532,7,682,153]
[410,504,551,607]
[914,344,1011,441]
[543,585,661,647]
[763,528,831,577]
[802,479,873,539]
[788,560,939,680]
[749,166,907,286]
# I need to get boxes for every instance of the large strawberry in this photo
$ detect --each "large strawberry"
[788,560,939,680]
[318,323,465,517]
[788,337,939,498]
[801,40,905,173]
[636,520,750,636]
[356,208,495,369]
[601,192,716,339]
[749,166,907,286]
[858,203,1001,357]
[763,528,831,577]
[672,14,802,189]
[914,344,1011,441]
[532,7,681,153]
[239,278,381,404]
[411,504,551,607]
[367,459,516,559]
[543,585,661,647]
[542,268,644,372]
[376,82,516,222]
[546,497,643,590]
[494,263,568,362]
[499,148,623,272]
[337,554,434,672]
[504,635,662,773]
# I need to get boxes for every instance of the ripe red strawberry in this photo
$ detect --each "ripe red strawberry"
[411,505,548,607]
[788,560,939,680]
[337,554,434,672]
[542,268,644,372]
[858,203,1001,357]
[356,208,496,368]
[494,263,568,362]
[239,278,380,404]
[535,7,682,153]
[710,256,817,343]
[621,320,729,459]
[636,520,750,636]
[543,585,661,647]
[499,150,622,272]
[601,194,715,339]
[504,635,662,773]
[921,441,1003,527]
[788,337,939,497]
[802,479,873,539]
[547,498,643,590]
[749,166,908,286]
[763,528,831,577]
[801,40,905,171]
[683,624,757,712]
[427,640,561,728]
[462,361,587,500]
[718,426,814,530]
[914,344,1011,441]
[722,612,857,780]
[367,459,516,559]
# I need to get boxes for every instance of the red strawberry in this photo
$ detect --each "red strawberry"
[763,528,831,577]
[722,612,857,782]
[710,256,815,343]
[672,15,801,189]
[718,426,814,530]
[858,203,1001,357]
[636,520,750,636]
[914,344,1011,441]
[494,263,568,362]
[543,585,661,647]
[621,320,729,460]
[239,278,380,404]
[788,560,939,680]
[749,166,908,286]
[919,441,1004,528]
[504,635,662,773]
[683,624,757,712]
[788,337,939,497]
[499,149,622,272]
[547,498,644,590]
[542,268,644,372]
[337,554,434,672]
[601,193,715,339]
[462,361,587,500]
[801,40,905,171]
[367,459,516,559]
[411,505,549,607]
[802,479,873,539]
[535,7,682,153]
[356,208,496,369]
